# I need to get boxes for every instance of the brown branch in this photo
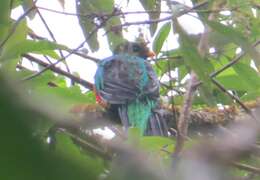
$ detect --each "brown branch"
[110,1,208,29]
[65,49,100,63]
[210,40,260,78]
[173,72,198,157]
[36,8,71,76]
[22,54,94,90]
[28,31,100,63]
[37,6,172,17]
[231,162,260,175]
[23,3,115,81]
[211,78,253,116]
[21,41,85,81]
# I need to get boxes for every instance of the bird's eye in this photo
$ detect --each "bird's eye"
[132,44,140,52]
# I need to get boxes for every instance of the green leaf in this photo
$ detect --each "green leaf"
[232,62,260,90]
[139,136,175,153]
[0,19,27,70]
[11,0,23,9]
[177,25,213,82]
[206,20,260,70]
[1,40,66,60]
[139,0,161,35]
[175,21,215,105]
[23,71,95,110]
[84,91,96,104]
[0,1,11,29]
[216,74,251,91]
[152,22,171,54]
[216,61,260,92]
[241,90,260,101]
[76,0,123,51]
[54,133,105,177]
[0,71,105,180]
[128,127,142,144]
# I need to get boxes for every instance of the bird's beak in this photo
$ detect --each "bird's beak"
[146,51,156,58]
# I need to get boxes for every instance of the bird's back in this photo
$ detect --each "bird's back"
[94,53,167,136]
[95,54,159,104]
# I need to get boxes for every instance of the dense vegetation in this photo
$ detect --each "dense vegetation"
[0,0,260,179]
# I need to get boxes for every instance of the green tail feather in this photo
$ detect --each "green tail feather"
[127,99,156,134]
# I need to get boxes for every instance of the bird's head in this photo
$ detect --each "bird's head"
[114,41,155,59]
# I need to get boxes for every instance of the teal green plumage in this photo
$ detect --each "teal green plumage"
[94,42,168,136]
[127,99,156,133]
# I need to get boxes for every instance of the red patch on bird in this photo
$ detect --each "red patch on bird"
[96,94,109,108]
[95,94,102,104]
[93,86,109,108]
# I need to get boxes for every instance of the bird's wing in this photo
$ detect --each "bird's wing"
[95,54,159,104]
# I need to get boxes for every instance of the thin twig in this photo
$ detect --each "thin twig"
[22,41,85,81]
[110,1,208,29]
[37,6,172,17]
[66,49,100,63]
[208,40,260,118]
[173,72,198,157]
[231,161,260,175]
[51,127,112,160]
[210,40,260,78]
[0,4,36,49]
[22,54,94,90]
[36,8,72,76]
[28,31,100,63]
[23,4,113,81]
[211,78,252,115]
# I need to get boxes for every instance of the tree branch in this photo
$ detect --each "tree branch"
[36,7,71,75]
[173,72,198,157]
[0,3,36,49]
[231,162,260,175]
[22,54,93,90]
[28,31,100,63]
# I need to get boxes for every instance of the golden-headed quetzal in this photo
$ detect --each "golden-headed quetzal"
[94,41,168,136]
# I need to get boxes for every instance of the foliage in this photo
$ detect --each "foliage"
[0,0,260,179]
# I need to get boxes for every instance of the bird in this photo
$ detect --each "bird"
[94,41,168,136]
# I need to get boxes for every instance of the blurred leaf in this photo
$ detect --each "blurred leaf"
[152,22,171,54]
[1,40,65,60]
[127,128,174,157]
[155,58,183,78]
[76,0,123,51]
[0,19,27,70]
[176,22,214,80]
[206,20,260,70]
[178,65,188,82]
[54,133,105,176]
[140,136,174,153]
[0,1,11,33]
[57,0,65,9]
[216,61,260,93]
[251,17,260,39]
[22,0,37,19]
[128,127,142,144]
[175,21,215,105]
[23,71,95,110]
[232,62,260,90]
[212,88,233,104]
[0,72,106,180]
[139,0,161,35]
[208,31,233,50]
[84,91,96,104]
[11,0,20,8]
[241,89,260,101]
[216,74,250,91]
